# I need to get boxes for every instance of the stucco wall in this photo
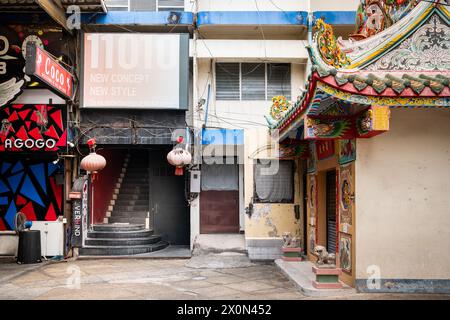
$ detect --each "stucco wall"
[244,128,302,237]
[355,108,450,281]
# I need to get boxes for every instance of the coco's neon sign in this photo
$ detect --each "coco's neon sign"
[4,138,57,149]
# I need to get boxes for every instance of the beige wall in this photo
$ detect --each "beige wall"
[355,108,450,280]
[311,0,360,11]
[244,128,303,242]
[196,0,308,12]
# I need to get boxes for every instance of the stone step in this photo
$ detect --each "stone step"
[85,235,161,246]
[119,188,150,195]
[108,216,147,224]
[87,229,153,239]
[109,211,149,219]
[113,205,149,211]
[92,224,145,232]
[114,200,149,206]
[116,195,149,201]
[79,241,169,256]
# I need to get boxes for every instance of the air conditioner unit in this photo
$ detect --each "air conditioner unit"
[30,221,64,257]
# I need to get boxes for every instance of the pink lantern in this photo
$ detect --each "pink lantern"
[80,152,106,174]
[167,147,192,176]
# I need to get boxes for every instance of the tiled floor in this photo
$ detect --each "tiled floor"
[0,258,448,300]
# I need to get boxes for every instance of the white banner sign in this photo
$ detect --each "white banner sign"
[82,33,188,109]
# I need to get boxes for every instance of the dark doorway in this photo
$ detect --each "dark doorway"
[149,147,190,245]
[200,162,240,234]
[326,170,337,253]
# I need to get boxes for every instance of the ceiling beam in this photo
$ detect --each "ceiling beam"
[36,0,72,34]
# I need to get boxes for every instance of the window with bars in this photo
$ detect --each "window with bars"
[254,160,294,203]
[105,0,184,11]
[215,62,291,101]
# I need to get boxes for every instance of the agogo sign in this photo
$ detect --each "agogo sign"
[3,138,57,149]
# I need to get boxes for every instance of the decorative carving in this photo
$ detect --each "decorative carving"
[305,117,353,139]
[365,14,450,71]
[282,232,300,248]
[270,96,291,121]
[315,19,351,68]
[314,245,336,266]
[353,0,419,40]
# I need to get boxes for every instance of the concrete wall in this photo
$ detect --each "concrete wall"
[311,0,360,12]
[0,233,18,256]
[355,108,450,293]
[244,128,304,260]
[196,0,308,12]
[195,58,306,128]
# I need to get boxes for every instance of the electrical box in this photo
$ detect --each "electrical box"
[30,221,64,257]
[190,170,201,193]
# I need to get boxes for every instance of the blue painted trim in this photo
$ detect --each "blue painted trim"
[356,279,450,294]
[81,11,194,25]
[197,11,307,27]
[313,11,356,25]
[202,129,244,145]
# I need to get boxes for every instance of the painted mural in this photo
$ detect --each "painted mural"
[339,165,353,227]
[308,174,318,254]
[339,139,356,165]
[0,104,67,152]
[0,159,64,230]
[307,142,317,173]
[316,140,335,160]
[339,233,352,273]
[353,0,419,40]
[305,117,353,140]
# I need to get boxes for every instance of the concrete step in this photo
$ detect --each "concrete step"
[111,211,149,218]
[108,217,147,224]
[114,200,149,206]
[116,195,149,201]
[119,190,149,195]
[87,229,153,239]
[113,205,149,211]
[85,235,162,246]
[79,241,169,256]
[92,224,145,232]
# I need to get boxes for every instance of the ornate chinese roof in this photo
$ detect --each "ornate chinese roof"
[269,1,450,135]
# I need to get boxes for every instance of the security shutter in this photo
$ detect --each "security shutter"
[267,63,291,100]
[241,63,266,100]
[216,63,240,101]
[326,170,337,253]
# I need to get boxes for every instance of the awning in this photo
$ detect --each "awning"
[0,0,107,12]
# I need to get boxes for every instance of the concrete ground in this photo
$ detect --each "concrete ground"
[0,257,449,300]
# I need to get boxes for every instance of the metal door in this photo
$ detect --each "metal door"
[150,148,190,245]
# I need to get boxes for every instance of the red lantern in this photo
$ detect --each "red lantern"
[167,147,192,176]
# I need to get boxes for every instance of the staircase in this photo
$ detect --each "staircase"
[108,151,151,225]
[79,151,168,256]
[79,224,169,256]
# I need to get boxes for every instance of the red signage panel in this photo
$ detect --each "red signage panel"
[25,43,73,99]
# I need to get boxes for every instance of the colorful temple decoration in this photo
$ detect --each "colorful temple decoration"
[0,159,64,230]
[353,0,419,40]
[315,19,351,68]
[268,1,449,137]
